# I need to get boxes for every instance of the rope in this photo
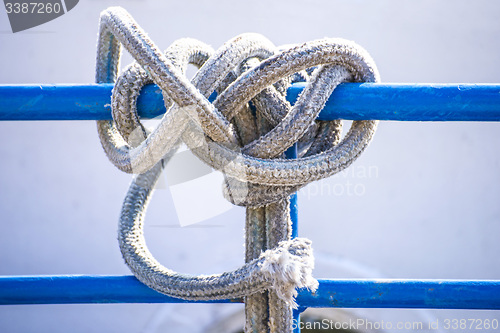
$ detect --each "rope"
[95,6,379,332]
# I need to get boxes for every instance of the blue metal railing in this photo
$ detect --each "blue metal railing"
[1,276,499,309]
[1,82,499,327]
[1,83,500,121]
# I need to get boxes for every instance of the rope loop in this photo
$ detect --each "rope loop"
[95,6,379,311]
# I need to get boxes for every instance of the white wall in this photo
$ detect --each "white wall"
[1,1,499,332]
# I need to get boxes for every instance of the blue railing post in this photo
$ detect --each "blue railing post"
[285,144,299,239]
[293,307,307,333]
[285,143,300,331]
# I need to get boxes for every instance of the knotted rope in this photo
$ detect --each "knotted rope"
[95,7,379,333]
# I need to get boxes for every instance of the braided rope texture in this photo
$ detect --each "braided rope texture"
[95,6,379,333]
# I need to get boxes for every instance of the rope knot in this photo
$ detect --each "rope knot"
[95,7,380,325]
[97,7,380,210]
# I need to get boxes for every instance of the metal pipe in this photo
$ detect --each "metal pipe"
[1,275,499,309]
[285,143,299,332]
[1,83,500,121]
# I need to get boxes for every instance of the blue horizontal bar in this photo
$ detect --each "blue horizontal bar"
[1,83,499,121]
[0,275,238,305]
[1,275,499,309]
[304,279,500,309]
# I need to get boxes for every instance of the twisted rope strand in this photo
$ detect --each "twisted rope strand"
[119,164,315,302]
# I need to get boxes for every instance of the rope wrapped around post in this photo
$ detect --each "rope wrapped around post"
[95,7,379,332]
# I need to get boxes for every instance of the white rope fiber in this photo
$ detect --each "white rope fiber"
[95,6,379,332]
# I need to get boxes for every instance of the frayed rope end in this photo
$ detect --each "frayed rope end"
[258,237,318,309]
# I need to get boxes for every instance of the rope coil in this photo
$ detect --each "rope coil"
[95,6,379,332]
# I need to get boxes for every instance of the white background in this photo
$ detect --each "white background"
[0,0,499,332]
